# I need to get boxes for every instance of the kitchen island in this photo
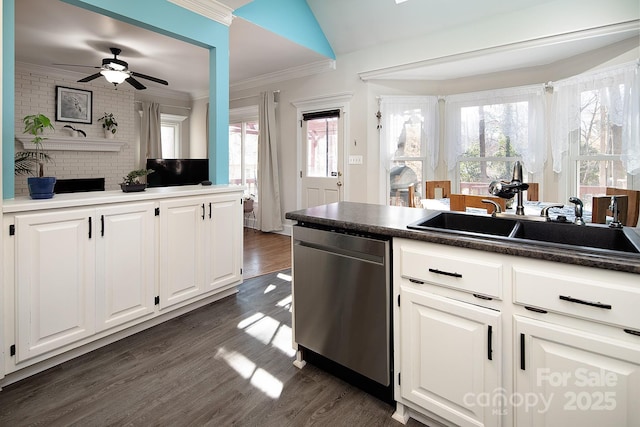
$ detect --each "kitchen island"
[2,185,244,387]
[286,202,640,427]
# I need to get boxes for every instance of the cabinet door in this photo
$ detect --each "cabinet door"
[205,195,242,292]
[15,209,96,362]
[158,198,206,309]
[400,286,501,427]
[515,316,640,427]
[95,203,156,331]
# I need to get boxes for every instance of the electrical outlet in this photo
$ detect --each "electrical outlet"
[348,155,363,165]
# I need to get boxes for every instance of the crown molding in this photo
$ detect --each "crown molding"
[230,59,336,92]
[291,92,354,110]
[167,0,234,26]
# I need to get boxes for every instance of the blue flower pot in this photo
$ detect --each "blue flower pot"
[28,177,56,199]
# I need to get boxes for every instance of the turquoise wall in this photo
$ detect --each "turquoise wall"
[2,0,15,198]
[3,0,230,198]
[235,0,334,59]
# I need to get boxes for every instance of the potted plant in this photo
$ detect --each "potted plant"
[23,113,56,199]
[120,168,154,192]
[98,112,118,138]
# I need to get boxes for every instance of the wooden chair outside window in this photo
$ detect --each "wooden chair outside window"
[526,183,539,201]
[607,188,639,227]
[425,180,451,199]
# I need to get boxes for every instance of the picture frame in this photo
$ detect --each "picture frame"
[55,86,92,124]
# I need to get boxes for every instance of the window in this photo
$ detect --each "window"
[553,63,638,211]
[446,87,545,195]
[160,114,187,159]
[380,96,438,206]
[229,119,259,198]
[304,110,339,178]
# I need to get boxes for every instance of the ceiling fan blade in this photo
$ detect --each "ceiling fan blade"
[131,71,168,86]
[126,76,146,90]
[53,63,100,68]
[78,73,103,83]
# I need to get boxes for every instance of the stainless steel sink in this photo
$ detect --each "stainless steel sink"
[407,211,640,254]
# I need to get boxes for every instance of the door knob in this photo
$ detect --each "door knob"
[337,181,343,187]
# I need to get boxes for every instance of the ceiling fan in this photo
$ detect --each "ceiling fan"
[56,47,169,90]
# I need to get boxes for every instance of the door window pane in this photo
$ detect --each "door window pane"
[306,117,338,178]
[229,120,259,199]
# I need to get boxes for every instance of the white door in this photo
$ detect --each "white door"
[301,111,344,208]
[401,287,502,427]
[515,316,640,427]
[15,209,96,362]
[95,202,156,331]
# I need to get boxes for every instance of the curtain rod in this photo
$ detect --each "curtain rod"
[134,100,191,110]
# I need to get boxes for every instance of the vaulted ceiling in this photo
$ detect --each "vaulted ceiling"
[14,0,639,99]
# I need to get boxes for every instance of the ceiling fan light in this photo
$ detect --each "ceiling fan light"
[101,69,128,84]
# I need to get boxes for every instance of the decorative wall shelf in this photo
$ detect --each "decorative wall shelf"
[18,137,126,152]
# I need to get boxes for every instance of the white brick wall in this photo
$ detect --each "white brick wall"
[15,69,137,195]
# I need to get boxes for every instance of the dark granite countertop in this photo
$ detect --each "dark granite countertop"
[286,202,640,275]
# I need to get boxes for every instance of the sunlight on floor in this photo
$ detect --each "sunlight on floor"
[264,284,277,294]
[276,272,292,282]
[215,347,283,399]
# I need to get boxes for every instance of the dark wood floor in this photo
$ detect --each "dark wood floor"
[0,268,423,426]
[243,230,292,279]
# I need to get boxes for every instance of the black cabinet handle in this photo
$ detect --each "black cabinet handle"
[409,278,424,284]
[559,295,611,310]
[88,217,92,239]
[487,325,493,361]
[624,329,640,337]
[201,203,205,220]
[474,293,493,301]
[101,215,105,237]
[520,333,525,370]
[525,306,548,314]
[428,268,462,278]
[209,202,212,219]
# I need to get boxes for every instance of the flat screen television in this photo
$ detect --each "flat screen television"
[146,158,209,187]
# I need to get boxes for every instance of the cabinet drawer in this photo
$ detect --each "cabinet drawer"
[398,241,503,298]
[513,262,640,330]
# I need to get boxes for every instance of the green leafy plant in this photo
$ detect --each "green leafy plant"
[98,112,118,134]
[121,169,154,185]
[23,114,55,177]
[14,151,53,176]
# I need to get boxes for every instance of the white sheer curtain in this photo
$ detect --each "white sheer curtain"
[445,85,546,174]
[551,61,639,174]
[140,101,161,168]
[257,91,283,232]
[380,96,439,172]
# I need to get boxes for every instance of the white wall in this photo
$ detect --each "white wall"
[229,0,639,229]
[15,65,137,195]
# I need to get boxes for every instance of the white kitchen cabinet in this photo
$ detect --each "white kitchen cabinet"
[393,238,505,427]
[205,194,242,292]
[15,208,96,362]
[158,197,206,309]
[400,286,502,427]
[95,202,156,332]
[159,193,241,309]
[515,316,640,427]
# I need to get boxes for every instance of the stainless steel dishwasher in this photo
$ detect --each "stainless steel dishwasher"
[292,224,391,398]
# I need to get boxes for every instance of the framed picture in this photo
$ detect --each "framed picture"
[55,86,92,124]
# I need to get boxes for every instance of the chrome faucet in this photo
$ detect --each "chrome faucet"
[488,161,529,215]
[540,204,564,221]
[569,197,585,225]
[609,196,623,228]
[481,199,502,216]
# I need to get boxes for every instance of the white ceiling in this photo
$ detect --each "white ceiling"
[15,0,639,98]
